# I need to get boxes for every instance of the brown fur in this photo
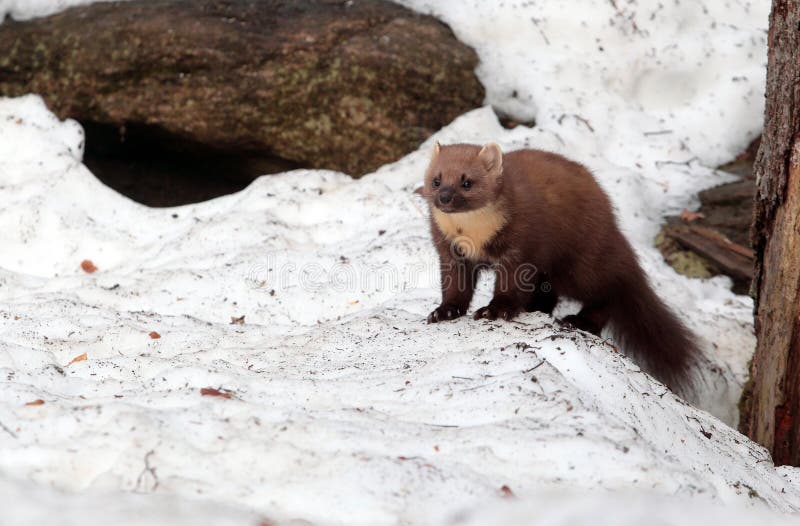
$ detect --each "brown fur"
[422,142,699,392]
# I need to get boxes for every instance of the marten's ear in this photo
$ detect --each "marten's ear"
[432,140,442,158]
[478,142,503,176]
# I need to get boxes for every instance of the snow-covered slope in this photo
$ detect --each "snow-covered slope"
[1,0,793,525]
[0,95,792,525]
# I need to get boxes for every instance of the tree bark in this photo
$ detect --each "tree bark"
[740,0,800,466]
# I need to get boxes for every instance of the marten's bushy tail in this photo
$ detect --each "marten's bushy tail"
[608,270,700,394]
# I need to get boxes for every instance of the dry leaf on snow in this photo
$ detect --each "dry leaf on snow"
[67,353,87,366]
[201,387,233,399]
[680,209,706,222]
[80,260,98,273]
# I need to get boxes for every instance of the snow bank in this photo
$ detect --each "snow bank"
[0,473,261,526]
[0,0,124,21]
[0,94,795,525]
[0,0,795,525]
[454,491,800,526]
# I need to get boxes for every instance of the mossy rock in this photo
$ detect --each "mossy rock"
[0,0,485,177]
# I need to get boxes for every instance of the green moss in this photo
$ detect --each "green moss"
[655,231,717,279]
[665,251,716,279]
[303,114,332,134]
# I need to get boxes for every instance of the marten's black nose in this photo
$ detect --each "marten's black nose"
[438,189,455,205]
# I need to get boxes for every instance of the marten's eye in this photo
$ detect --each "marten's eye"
[462,179,472,189]
[433,176,441,187]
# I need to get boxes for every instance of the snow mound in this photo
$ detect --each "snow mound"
[0,94,797,525]
[0,0,794,524]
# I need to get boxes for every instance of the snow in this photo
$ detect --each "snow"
[454,492,800,526]
[1,0,796,525]
[0,0,124,21]
[0,473,261,526]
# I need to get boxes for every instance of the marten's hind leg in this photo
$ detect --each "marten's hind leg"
[561,302,611,336]
[525,278,559,314]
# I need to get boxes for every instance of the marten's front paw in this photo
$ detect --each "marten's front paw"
[427,304,466,323]
[473,303,520,321]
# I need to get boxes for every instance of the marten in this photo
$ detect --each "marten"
[422,141,699,392]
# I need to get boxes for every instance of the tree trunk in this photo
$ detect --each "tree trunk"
[740,0,800,466]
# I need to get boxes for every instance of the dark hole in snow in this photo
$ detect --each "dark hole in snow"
[81,121,303,207]
[493,107,536,130]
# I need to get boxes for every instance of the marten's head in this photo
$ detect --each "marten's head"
[423,142,503,213]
